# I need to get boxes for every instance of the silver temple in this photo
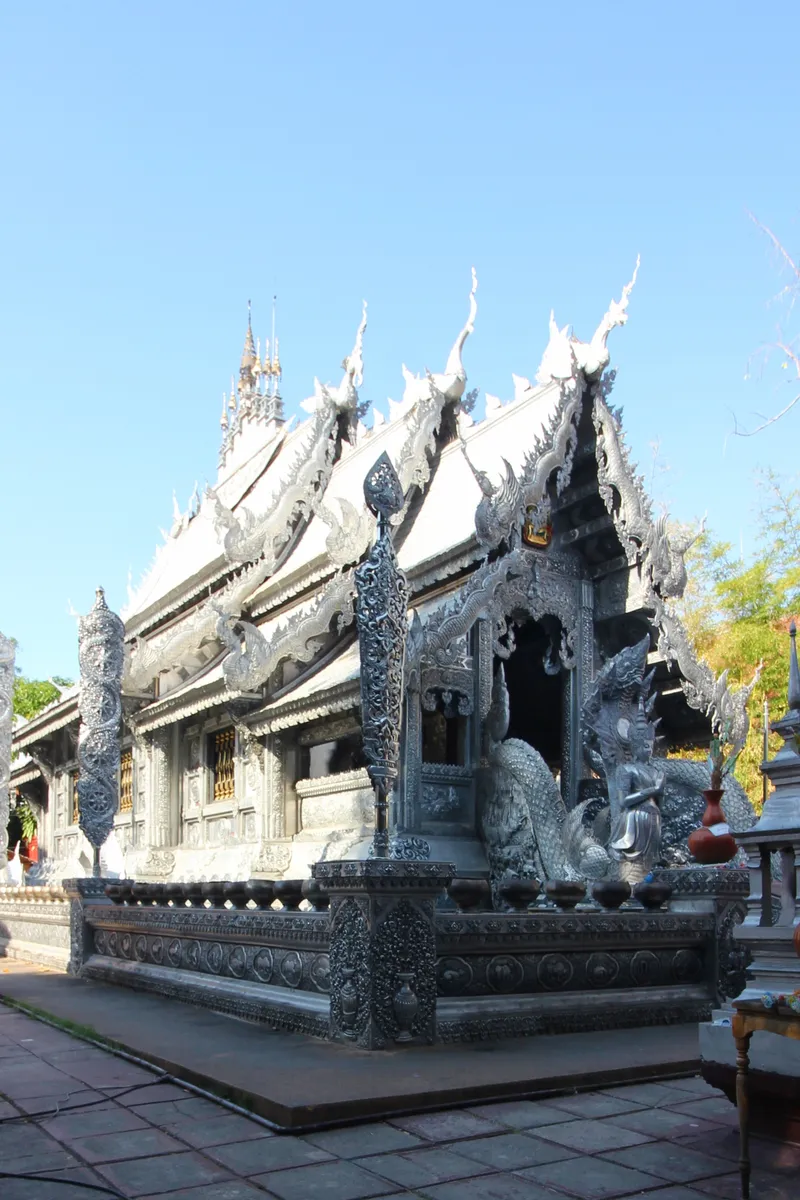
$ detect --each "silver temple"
[10,272,760,883]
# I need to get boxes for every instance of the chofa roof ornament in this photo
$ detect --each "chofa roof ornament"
[536,257,640,386]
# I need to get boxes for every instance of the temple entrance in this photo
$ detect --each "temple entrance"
[503,619,563,775]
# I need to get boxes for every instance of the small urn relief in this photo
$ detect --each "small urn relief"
[393,971,419,1043]
[339,967,359,1039]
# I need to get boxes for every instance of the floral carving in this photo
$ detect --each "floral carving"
[252,947,274,982]
[280,950,303,988]
[437,956,473,995]
[537,953,574,990]
[586,952,619,988]
[227,945,247,977]
[486,955,524,993]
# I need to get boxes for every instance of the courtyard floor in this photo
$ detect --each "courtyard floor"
[1,984,798,1199]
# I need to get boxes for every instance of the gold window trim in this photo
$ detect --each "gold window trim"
[212,727,236,802]
[119,748,134,813]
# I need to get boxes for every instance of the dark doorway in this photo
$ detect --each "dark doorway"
[503,619,563,771]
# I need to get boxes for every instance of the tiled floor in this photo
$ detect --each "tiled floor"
[1,1004,798,1199]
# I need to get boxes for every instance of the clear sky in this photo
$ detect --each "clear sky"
[1,2,799,681]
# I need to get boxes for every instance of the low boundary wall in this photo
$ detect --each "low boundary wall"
[64,863,718,1049]
[0,885,71,970]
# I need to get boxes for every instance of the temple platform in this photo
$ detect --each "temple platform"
[0,960,701,1132]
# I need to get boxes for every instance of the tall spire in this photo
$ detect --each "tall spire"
[239,300,258,409]
[241,300,256,368]
[266,294,284,422]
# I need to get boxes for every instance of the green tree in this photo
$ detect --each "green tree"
[677,470,800,807]
[13,675,71,720]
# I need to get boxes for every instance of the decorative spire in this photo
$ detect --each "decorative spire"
[788,620,800,713]
[240,300,257,370]
[220,393,229,431]
[264,295,284,422]
[239,301,258,408]
[229,376,237,411]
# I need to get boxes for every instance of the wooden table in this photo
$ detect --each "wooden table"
[732,1003,800,1198]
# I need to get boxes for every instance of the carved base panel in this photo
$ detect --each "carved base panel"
[84,905,330,996]
[0,897,70,971]
[82,957,329,1038]
[653,867,750,1004]
[437,985,713,1042]
[435,910,715,1000]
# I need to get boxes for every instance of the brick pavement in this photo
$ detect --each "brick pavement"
[1,1003,798,1199]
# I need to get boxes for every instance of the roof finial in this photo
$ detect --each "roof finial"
[269,296,280,377]
[229,375,237,411]
[789,620,800,713]
[220,392,229,431]
[241,300,256,364]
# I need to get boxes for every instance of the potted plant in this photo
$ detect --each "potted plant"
[688,726,741,865]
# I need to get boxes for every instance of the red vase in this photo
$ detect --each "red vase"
[688,789,738,865]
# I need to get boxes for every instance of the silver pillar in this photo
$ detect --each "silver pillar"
[77,588,124,873]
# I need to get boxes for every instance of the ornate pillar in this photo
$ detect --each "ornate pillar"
[264,734,285,840]
[316,859,454,1049]
[77,589,125,873]
[0,632,15,870]
[149,729,172,849]
[355,453,409,857]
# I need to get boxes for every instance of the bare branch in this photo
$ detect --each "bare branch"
[734,218,800,435]
[747,211,800,307]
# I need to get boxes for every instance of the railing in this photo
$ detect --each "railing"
[0,884,71,970]
[63,864,720,1049]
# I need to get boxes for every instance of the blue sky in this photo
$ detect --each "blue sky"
[1,2,799,680]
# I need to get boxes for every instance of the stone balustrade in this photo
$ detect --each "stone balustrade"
[0,884,71,969]
[61,861,720,1049]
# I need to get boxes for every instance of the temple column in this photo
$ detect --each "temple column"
[317,859,454,1049]
[251,733,292,877]
[148,729,172,849]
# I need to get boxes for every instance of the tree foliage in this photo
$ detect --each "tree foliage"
[677,470,800,807]
[12,674,72,720]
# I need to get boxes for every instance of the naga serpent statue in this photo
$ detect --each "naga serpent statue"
[479,664,612,884]
[479,639,758,886]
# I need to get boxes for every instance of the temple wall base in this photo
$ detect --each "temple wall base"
[0,887,71,971]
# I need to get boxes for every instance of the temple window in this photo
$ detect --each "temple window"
[422,710,468,766]
[209,727,236,801]
[300,732,366,780]
[119,748,134,814]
